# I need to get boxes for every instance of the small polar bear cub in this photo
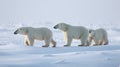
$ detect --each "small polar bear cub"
[88,28,108,46]
[54,23,89,46]
[14,27,56,47]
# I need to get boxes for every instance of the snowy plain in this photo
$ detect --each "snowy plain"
[0,22,120,67]
[0,0,120,67]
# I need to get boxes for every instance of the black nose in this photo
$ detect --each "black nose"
[53,25,58,29]
[14,32,17,34]
[53,26,57,29]
[14,30,18,34]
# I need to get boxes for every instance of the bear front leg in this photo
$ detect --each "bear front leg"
[27,37,34,46]
[25,40,29,46]
[87,37,93,46]
[24,38,29,46]
[93,38,99,46]
[64,35,72,47]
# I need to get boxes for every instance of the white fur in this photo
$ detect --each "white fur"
[88,28,108,46]
[14,27,56,47]
[54,23,89,46]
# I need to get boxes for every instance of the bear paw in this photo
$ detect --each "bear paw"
[64,45,70,47]
[104,42,108,45]
[52,45,56,47]
[42,45,49,47]
[78,44,84,46]
[93,44,98,46]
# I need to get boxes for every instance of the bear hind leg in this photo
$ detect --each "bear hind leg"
[51,39,56,47]
[78,35,88,46]
[93,39,99,46]
[42,39,50,47]
[104,41,108,45]
[99,40,103,45]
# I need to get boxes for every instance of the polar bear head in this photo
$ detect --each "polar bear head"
[89,29,95,37]
[53,23,70,31]
[14,27,30,35]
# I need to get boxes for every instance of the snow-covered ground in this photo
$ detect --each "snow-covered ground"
[0,0,120,67]
[0,23,120,67]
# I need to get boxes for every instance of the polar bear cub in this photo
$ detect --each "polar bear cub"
[54,23,89,46]
[14,27,56,47]
[88,28,108,46]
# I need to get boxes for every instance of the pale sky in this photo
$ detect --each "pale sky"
[0,0,120,24]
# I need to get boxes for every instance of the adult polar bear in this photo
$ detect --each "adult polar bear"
[14,27,56,47]
[88,28,108,46]
[54,23,89,46]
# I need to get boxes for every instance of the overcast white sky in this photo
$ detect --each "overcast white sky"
[0,0,120,24]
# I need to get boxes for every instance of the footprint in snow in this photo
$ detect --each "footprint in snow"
[52,59,69,64]
[73,52,87,55]
[43,54,55,57]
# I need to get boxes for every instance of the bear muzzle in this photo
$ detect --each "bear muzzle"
[14,30,18,34]
[53,25,58,29]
